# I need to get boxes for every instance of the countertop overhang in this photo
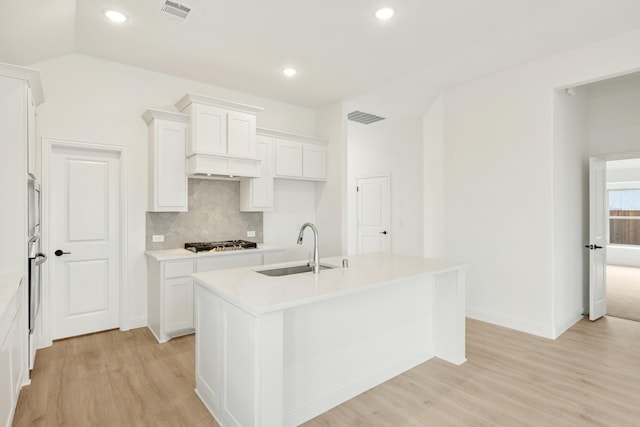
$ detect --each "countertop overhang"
[192,252,469,314]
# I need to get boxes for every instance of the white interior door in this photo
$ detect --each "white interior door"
[357,175,390,254]
[588,157,607,321]
[51,145,121,339]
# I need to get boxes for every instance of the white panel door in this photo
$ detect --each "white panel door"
[357,175,390,254]
[51,146,121,339]
[588,157,607,321]
[227,111,256,158]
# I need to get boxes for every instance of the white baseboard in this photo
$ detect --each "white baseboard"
[553,309,584,339]
[466,307,554,339]
[127,315,148,330]
[284,349,432,427]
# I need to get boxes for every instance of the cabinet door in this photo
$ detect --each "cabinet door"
[151,119,188,212]
[10,306,25,399]
[303,143,327,180]
[227,111,256,158]
[27,87,36,179]
[274,139,302,178]
[0,334,11,427]
[240,137,273,211]
[164,277,194,333]
[193,104,227,154]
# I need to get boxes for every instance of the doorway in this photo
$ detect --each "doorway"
[605,158,640,322]
[43,138,128,342]
[356,174,390,254]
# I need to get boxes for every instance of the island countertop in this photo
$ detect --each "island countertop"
[191,252,468,314]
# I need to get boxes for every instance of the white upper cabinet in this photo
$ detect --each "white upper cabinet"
[191,104,226,155]
[175,93,262,178]
[27,87,36,179]
[302,143,327,180]
[143,109,189,212]
[240,136,274,212]
[261,128,328,181]
[274,139,303,178]
[227,111,256,158]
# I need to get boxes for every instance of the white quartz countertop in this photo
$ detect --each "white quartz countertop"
[0,273,23,321]
[192,252,469,314]
[145,244,283,261]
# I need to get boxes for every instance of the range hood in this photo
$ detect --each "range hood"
[187,153,261,179]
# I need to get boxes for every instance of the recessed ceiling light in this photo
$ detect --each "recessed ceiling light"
[105,10,128,23]
[283,68,297,77]
[375,7,394,20]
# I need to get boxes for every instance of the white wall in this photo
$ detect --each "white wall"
[347,117,424,257]
[439,28,640,338]
[33,53,318,331]
[587,72,640,157]
[552,88,589,337]
[263,180,317,262]
[315,101,348,258]
[423,95,445,258]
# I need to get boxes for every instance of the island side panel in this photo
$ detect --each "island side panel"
[195,280,285,427]
[195,284,223,423]
[433,268,467,365]
[282,276,434,426]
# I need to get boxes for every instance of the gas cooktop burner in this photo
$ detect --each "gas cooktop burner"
[184,240,258,253]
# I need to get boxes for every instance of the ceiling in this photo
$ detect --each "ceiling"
[2,0,640,117]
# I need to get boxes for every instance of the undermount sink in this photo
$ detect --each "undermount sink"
[256,263,335,277]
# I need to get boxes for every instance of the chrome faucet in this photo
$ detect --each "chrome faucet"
[297,222,320,274]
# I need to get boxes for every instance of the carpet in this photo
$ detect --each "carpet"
[607,265,640,322]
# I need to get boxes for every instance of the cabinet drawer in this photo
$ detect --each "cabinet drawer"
[164,260,194,279]
[197,253,264,272]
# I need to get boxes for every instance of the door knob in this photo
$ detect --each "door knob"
[55,249,71,256]
[380,231,388,235]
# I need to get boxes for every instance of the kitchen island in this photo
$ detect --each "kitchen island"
[192,252,468,427]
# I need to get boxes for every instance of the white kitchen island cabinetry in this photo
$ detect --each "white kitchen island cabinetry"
[192,253,468,427]
[146,246,283,343]
[175,93,264,178]
[142,109,189,212]
[1,274,27,427]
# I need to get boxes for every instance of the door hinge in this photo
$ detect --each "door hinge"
[356,186,359,192]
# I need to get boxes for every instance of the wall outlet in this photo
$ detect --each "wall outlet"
[152,234,164,243]
[247,230,256,238]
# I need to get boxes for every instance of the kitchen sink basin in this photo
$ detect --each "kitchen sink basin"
[256,263,335,277]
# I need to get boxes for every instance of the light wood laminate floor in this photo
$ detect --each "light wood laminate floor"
[14,317,640,426]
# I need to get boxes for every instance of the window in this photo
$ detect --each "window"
[608,189,640,245]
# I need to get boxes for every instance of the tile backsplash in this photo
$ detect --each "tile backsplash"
[146,178,263,250]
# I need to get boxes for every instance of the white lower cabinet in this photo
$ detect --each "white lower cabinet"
[0,277,26,427]
[147,250,283,343]
[0,331,12,427]
[164,276,194,333]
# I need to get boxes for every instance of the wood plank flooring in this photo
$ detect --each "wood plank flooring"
[13,317,640,426]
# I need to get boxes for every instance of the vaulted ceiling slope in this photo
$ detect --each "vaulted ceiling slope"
[2,0,640,115]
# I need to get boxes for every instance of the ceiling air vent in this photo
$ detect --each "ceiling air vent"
[160,0,192,20]
[347,110,386,125]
